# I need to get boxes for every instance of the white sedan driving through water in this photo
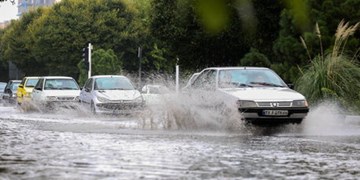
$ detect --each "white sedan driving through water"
[32,76,81,110]
[187,67,309,125]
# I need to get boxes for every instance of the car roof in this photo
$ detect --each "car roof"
[9,80,22,82]
[91,75,127,78]
[24,76,40,79]
[40,76,74,79]
[204,67,270,70]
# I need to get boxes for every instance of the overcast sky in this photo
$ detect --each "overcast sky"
[0,0,18,22]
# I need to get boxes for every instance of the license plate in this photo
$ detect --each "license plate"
[263,110,288,116]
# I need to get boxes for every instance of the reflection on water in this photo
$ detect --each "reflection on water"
[1,101,360,179]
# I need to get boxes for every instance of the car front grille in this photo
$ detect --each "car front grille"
[256,101,292,107]
[97,103,143,110]
[57,97,76,101]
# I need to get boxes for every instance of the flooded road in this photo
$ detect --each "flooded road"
[1,103,360,179]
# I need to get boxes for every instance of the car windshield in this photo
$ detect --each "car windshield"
[25,79,39,87]
[44,79,80,90]
[11,83,20,91]
[94,77,134,90]
[218,69,287,88]
[0,83,6,91]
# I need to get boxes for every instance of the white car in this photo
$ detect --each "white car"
[79,75,144,114]
[141,84,170,106]
[32,76,81,109]
[188,67,309,124]
[182,72,200,91]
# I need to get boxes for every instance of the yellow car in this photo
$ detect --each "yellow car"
[16,76,40,105]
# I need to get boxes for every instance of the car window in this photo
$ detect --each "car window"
[25,79,39,87]
[192,70,216,90]
[94,77,134,90]
[84,78,93,91]
[0,83,6,91]
[35,79,44,90]
[246,69,286,87]
[11,83,20,91]
[219,69,247,88]
[217,69,286,88]
[44,79,80,90]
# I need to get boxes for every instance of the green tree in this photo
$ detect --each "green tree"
[0,9,45,76]
[78,48,122,85]
[239,48,271,67]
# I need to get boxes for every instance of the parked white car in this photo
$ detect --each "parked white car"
[32,76,81,110]
[79,75,144,114]
[187,67,309,124]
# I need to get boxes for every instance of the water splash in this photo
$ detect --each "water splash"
[301,100,360,136]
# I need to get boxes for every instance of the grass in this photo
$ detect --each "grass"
[296,20,360,113]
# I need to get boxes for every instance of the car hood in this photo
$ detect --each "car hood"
[44,90,80,96]
[219,87,306,101]
[95,90,141,100]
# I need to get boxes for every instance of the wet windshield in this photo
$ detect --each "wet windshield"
[11,83,20,91]
[25,79,39,87]
[0,83,6,91]
[44,79,80,90]
[94,77,134,90]
[218,69,287,88]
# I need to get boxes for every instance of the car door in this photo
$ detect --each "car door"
[32,78,44,102]
[80,78,93,106]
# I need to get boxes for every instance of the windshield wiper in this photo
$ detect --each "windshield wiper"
[60,87,78,90]
[230,82,253,88]
[249,82,285,87]
[108,88,127,90]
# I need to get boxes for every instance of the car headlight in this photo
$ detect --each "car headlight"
[97,96,111,103]
[12,94,17,98]
[293,100,308,107]
[134,96,144,103]
[237,100,257,108]
[46,96,57,101]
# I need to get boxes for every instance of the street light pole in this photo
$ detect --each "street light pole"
[176,57,179,94]
[138,47,142,86]
[88,43,92,78]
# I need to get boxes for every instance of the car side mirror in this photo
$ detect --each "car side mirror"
[287,84,294,89]
[19,84,24,88]
[35,87,42,91]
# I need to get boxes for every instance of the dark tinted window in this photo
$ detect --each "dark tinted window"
[35,79,44,90]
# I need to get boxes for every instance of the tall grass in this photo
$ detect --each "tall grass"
[296,20,360,113]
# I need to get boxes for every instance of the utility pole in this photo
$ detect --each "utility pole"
[88,43,92,78]
[82,42,93,79]
[138,47,142,86]
[176,57,179,94]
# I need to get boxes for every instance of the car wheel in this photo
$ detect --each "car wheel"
[91,101,97,114]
